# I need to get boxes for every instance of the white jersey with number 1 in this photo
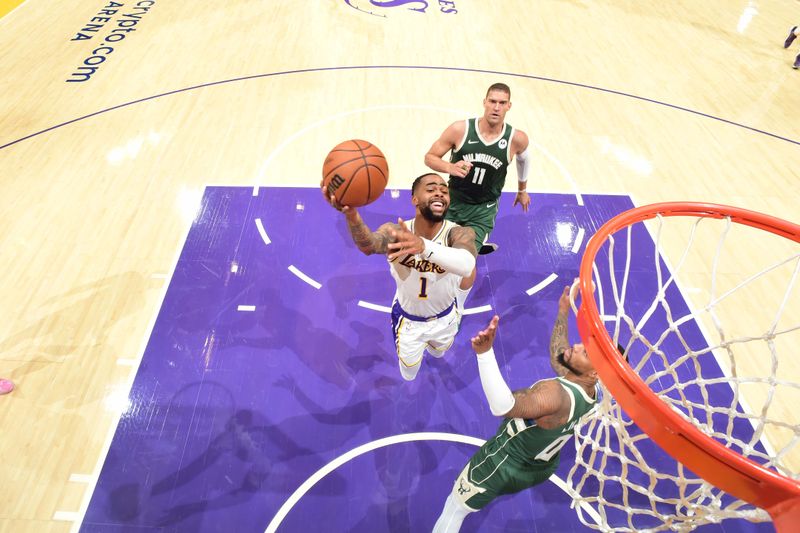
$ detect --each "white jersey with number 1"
[388,219,463,318]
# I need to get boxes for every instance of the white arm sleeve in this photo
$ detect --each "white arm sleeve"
[421,237,475,278]
[515,147,530,184]
[476,348,516,416]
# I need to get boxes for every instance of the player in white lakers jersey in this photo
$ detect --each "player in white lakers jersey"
[330,173,478,380]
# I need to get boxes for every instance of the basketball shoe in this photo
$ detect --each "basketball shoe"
[785,26,797,48]
[479,243,498,255]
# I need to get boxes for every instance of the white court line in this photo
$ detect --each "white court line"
[358,300,391,313]
[238,305,256,312]
[252,104,468,194]
[264,432,602,532]
[526,273,559,296]
[463,304,492,315]
[255,218,271,245]
[54,511,80,522]
[288,265,321,289]
[68,474,93,484]
[571,227,586,254]
[116,359,137,366]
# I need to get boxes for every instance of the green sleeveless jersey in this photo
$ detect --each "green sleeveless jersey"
[448,117,515,205]
[484,377,597,467]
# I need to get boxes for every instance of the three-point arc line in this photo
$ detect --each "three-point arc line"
[263,431,602,532]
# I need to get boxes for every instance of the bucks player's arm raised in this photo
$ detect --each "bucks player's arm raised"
[472,293,575,429]
[549,285,572,377]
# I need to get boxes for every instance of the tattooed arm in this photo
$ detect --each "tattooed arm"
[471,315,570,423]
[504,380,570,427]
[343,206,396,256]
[549,285,572,377]
[447,225,478,258]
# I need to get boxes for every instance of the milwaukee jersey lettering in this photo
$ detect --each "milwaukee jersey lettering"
[449,117,514,205]
[389,219,463,317]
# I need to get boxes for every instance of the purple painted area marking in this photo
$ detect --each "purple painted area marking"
[80,187,771,532]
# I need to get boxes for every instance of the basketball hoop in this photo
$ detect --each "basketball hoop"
[569,202,800,531]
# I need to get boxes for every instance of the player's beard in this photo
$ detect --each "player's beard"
[420,202,447,223]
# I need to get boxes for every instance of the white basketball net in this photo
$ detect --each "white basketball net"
[565,211,800,531]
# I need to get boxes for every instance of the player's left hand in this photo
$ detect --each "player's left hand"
[513,191,530,212]
[321,178,347,211]
[387,218,424,259]
[558,285,571,313]
[472,315,499,354]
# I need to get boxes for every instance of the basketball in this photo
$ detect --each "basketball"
[322,139,389,207]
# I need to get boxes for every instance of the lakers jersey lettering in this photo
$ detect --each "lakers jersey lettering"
[398,255,446,274]
[389,219,463,318]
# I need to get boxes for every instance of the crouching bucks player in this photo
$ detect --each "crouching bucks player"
[433,285,599,531]
[329,173,477,380]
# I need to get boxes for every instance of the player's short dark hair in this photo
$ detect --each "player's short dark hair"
[411,173,442,195]
[486,83,511,98]
[560,343,627,373]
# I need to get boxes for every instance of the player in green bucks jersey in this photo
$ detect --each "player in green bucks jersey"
[433,285,601,532]
[424,83,531,257]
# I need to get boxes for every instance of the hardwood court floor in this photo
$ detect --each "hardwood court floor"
[0,1,798,531]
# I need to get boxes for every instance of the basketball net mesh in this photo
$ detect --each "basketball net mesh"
[564,212,800,531]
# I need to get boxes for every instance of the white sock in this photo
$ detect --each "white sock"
[432,494,473,533]
[455,287,472,313]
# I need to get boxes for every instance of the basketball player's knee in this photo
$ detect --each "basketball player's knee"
[451,466,485,511]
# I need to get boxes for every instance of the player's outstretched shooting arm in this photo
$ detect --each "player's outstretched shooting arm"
[341,206,398,256]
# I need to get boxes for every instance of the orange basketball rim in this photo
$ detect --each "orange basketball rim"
[576,202,800,532]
